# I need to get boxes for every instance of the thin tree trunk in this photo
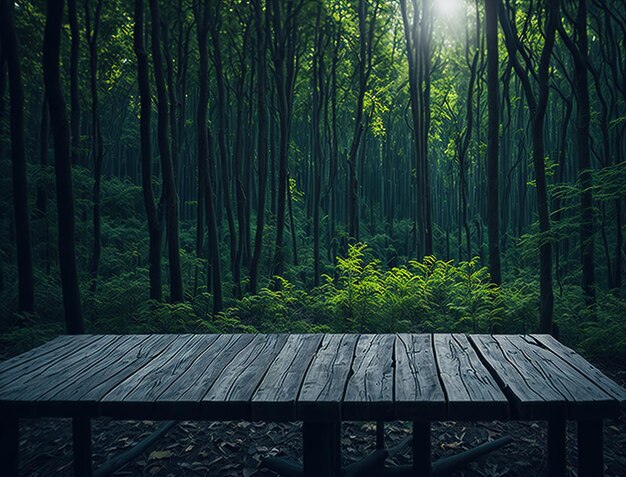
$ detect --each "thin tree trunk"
[149,0,184,303]
[210,1,238,293]
[134,0,163,301]
[68,0,80,166]
[1,0,35,313]
[486,0,501,284]
[249,0,268,294]
[500,0,558,334]
[194,0,223,312]
[558,1,595,305]
[36,95,51,276]
[85,0,104,294]
[43,0,84,333]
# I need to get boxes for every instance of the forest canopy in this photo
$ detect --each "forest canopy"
[0,0,625,364]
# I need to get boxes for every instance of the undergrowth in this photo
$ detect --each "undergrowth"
[2,242,624,367]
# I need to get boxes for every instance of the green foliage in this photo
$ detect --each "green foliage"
[316,244,506,333]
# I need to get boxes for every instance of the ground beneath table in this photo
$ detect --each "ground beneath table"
[16,412,626,477]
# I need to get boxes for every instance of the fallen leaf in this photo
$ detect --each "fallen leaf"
[243,466,258,477]
[149,450,174,460]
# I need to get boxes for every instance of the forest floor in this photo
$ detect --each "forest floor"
[16,368,626,477]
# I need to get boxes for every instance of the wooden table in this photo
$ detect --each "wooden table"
[0,333,624,476]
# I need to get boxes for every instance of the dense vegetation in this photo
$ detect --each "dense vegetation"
[0,0,625,364]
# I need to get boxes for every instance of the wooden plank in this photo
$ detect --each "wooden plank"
[78,334,178,407]
[0,335,100,390]
[2,335,128,408]
[343,334,395,420]
[0,335,118,402]
[122,334,219,402]
[1,335,127,403]
[39,335,151,403]
[99,335,195,416]
[433,334,508,420]
[497,335,617,419]
[159,334,255,418]
[531,334,626,402]
[251,334,323,421]
[298,334,358,421]
[395,334,446,420]
[470,334,567,419]
[200,334,288,419]
[0,335,72,373]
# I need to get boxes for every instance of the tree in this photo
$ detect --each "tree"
[43,0,84,334]
[85,0,104,293]
[0,0,34,313]
[485,0,501,285]
[249,0,269,294]
[134,0,163,301]
[149,0,184,302]
[194,0,223,312]
[557,0,595,306]
[400,0,434,257]
[500,0,559,333]
[68,0,80,166]
[210,0,239,295]
[269,0,301,283]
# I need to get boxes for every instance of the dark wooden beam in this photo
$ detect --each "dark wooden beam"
[548,419,566,477]
[303,421,340,477]
[0,416,19,477]
[412,421,431,477]
[578,419,603,477]
[72,416,93,477]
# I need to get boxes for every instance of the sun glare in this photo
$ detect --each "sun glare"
[434,0,463,18]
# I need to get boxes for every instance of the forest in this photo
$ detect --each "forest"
[0,0,625,367]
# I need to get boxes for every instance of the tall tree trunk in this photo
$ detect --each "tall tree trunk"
[1,0,35,313]
[85,0,104,294]
[134,0,163,301]
[149,0,184,302]
[400,0,433,258]
[311,4,323,286]
[346,0,378,243]
[194,0,223,312]
[43,0,84,333]
[232,23,252,299]
[249,0,268,294]
[36,95,51,276]
[270,0,299,284]
[500,0,558,334]
[486,0,502,284]
[68,0,80,166]
[558,1,595,305]
[210,1,239,294]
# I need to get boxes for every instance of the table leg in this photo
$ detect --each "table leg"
[548,419,566,477]
[0,416,19,477]
[303,421,341,477]
[376,421,385,450]
[413,421,431,477]
[577,419,603,477]
[73,417,93,477]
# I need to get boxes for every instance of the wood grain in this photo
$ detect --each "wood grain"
[395,333,446,419]
[252,334,323,421]
[433,333,508,420]
[343,334,395,420]
[298,334,358,421]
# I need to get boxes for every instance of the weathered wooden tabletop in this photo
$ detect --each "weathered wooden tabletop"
[1,333,624,422]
